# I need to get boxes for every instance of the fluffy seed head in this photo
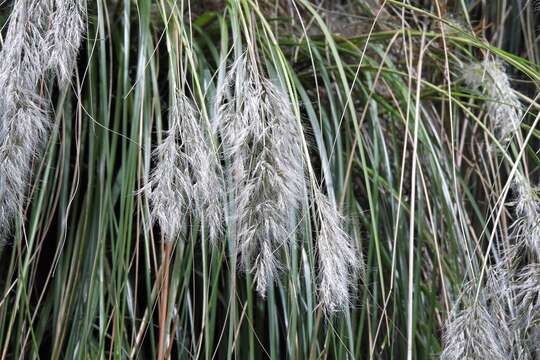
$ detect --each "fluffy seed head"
[216,55,305,297]
[48,0,87,85]
[441,304,512,360]
[511,174,540,259]
[148,93,224,244]
[0,0,53,90]
[463,60,522,143]
[177,94,224,245]
[511,265,540,357]
[147,96,192,242]
[441,269,516,360]
[0,0,54,240]
[0,95,49,239]
[441,265,540,359]
[314,188,361,313]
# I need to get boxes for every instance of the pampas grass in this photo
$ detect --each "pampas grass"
[0,0,87,240]
[215,53,360,308]
[313,187,361,312]
[177,94,224,245]
[216,55,305,296]
[148,92,222,244]
[147,94,192,242]
[5,1,540,358]
[443,56,540,359]
[512,174,540,259]
[442,180,540,358]
[48,0,87,85]
[440,305,512,360]
[441,268,517,359]
[0,0,52,239]
[511,265,540,356]
[463,60,522,144]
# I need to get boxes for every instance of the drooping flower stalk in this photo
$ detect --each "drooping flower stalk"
[441,305,512,360]
[313,188,361,312]
[511,265,540,357]
[424,191,540,357]
[0,0,87,240]
[440,267,519,359]
[216,55,305,296]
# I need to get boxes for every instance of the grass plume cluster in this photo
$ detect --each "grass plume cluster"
[216,54,306,296]
[215,53,361,305]
[1,0,540,358]
[313,187,361,312]
[441,56,540,359]
[463,60,523,144]
[0,0,85,240]
[148,91,223,244]
[147,93,193,242]
[48,0,87,85]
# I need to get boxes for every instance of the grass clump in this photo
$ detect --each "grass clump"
[1,0,540,358]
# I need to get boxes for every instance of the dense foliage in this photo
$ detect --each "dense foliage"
[0,1,539,358]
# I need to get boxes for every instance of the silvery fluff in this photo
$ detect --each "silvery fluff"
[0,0,86,240]
[463,60,522,144]
[215,55,305,297]
[148,92,223,244]
[313,188,362,313]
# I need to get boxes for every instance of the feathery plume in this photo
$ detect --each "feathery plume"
[440,264,540,359]
[441,268,516,360]
[314,188,361,313]
[176,94,224,245]
[147,97,191,242]
[440,265,524,360]
[148,92,224,244]
[0,0,53,89]
[442,58,540,358]
[48,0,87,85]
[441,304,512,360]
[511,174,540,259]
[216,55,305,296]
[0,95,50,239]
[463,60,522,143]
[0,0,54,239]
[511,265,540,357]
